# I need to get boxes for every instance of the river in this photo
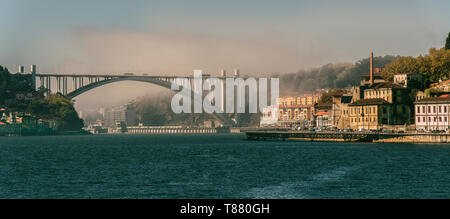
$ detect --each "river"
[0,134,449,198]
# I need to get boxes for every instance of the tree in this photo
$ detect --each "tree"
[318,89,346,104]
[27,95,84,131]
[446,32,450,50]
[417,48,450,85]
[382,56,420,81]
[0,66,11,105]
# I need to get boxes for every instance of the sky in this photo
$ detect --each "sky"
[1,0,450,111]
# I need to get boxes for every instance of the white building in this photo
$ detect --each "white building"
[415,96,450,131]
[260,105,279,127]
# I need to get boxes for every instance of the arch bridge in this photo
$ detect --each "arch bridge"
[33,73,244,127]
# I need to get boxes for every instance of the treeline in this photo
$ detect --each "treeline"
[383,48,450,86]
[274,55,397,95]
[130,92,260,127]
[0,66,34,106]
[0,66,83,131]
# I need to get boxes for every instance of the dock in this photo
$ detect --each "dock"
[242,129,450,143]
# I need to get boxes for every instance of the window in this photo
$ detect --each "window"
[428,106,431,113]
[439,106,442,113]
[418,117,421,122]
[423,106,426,113]
[439,117,442,122]
[445,106,448,113]
[417,106,420,114]
[434,117,437,122]
[434,106,437,113]
[445,117,448,122]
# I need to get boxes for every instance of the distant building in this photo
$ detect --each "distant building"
[415,95,450,131]
[361,67,385,86]
[103,105,138,128]
[348,98,392,131]
[277,94,321,127]
[430,79,450,92]
[394,72,423,88]
[315,112,330,129]
[345,52,414,131]
[260,105,278,127]
[314,103,332,129]
[331,94,353,130]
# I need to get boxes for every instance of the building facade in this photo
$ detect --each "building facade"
[343,52,415,131]
[277,94,321,127]
[348,99,392,131]
[430,80,450,92]
[260,105,279,127]
[331,94,353,130]
[103,105,138,128]
[394,72,423,89]
[415,96,450,131]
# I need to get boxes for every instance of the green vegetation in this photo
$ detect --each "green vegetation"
[131,92,259,127]
[382,56,419,81]
[424,87,444,98]
[318,89,347,104]
[132,93,215,126]
[27,95,84,131]
[1,66,34,106]
[0,65,83,131]
[383,48,450,86]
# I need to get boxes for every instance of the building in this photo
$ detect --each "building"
[277,94,321,127]
[361,68,385,85]
[260,105,279,127]
[348,98,392,131]
[430,79,450,92]
[394,72,423,89]
[331,94,353,130]
[103,105,138,128]
[314,103,332,129]
[415,95,450,131]
[346,52,414,131]
[315,112,330,129]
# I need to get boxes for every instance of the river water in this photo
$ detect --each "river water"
[0,134,449,198]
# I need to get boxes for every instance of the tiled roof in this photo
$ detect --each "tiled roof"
[279,105,314,109]
[314,112,330,116]
[415,95,450,103]
[366,82,404,89]
[350,98,390,106]
[362,72,384,78]
[431,79,450,87]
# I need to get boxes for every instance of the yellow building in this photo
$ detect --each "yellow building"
[348,99,392,131]
[277,94,321,127]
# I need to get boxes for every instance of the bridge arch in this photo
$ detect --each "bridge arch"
[66,76,236,127]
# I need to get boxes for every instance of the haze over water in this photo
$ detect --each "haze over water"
[1,134,449,199]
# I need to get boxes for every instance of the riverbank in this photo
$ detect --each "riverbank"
[0,129,91,137]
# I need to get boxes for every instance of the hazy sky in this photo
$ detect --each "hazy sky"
[1,0,449,111]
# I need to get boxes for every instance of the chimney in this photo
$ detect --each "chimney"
[370,52,374,85]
